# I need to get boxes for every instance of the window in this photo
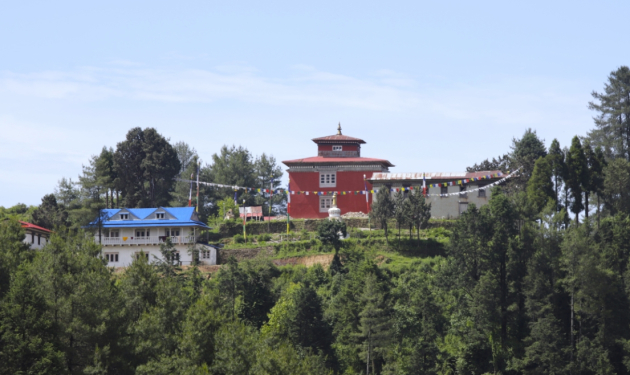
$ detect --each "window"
[319,172,336,187]
[332,145,343,151]
[478,189,487,198]
[166,228,180,237]
[319,197,333,212]
[31,232,35,244]
[201,249,212,259]
[440,186,448,195]
[38,234,41,245]
[459,202,469,215]
[459,185,468,198]
[105,253,119,262]
[135,252,149,261]
[108,231,119,238]
[156,212,165,219]
[120,213,129,220]
[136,230,145,237]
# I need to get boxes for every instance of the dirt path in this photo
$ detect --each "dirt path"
[272,254,334,270]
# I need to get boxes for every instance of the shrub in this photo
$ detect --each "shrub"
[233,234,245,244]
[258,233,271,242]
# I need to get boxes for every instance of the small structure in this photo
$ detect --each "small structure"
[328,193,341,221]
[88,207,214,267]
[239,206,263,221]
[283,124,394,219]
[368,171,504,219]
[19,221,51,249]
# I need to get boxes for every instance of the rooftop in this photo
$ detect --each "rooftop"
[88,207,211,229]
[283,156,394,167]
[311,123,366,144]
[19,221,52,233]
[369,170,504,181]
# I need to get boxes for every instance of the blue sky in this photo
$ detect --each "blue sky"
[1,0,628,207]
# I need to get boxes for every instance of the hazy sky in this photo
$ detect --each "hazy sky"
[1,0,628,207]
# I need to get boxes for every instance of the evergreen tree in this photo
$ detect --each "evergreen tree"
[317,219,347,252]
[527,156,555,214]
[604,158,630,215]
[113,127,180,208]
[392,190,408,242]
[31,194,69,230]
[356,273,391,375]
[548,139,566,212]
[510,128,547,186]
[0,218,31,298]
[370,186,394,245]
[407,189,431,241]
[589,66,630,161]
[566,136,588,223]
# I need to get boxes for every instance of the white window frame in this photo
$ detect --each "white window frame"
[332,145,343,151]
[156,212,165,219]
[108,230,119,238]
[319,196,333,212]
[120,213,129,220]
[166,228,180,237]
[319,172,336,188]
[105,253,119,263]
[440,186,448,195]
[201,249,211,259]
[134,252,149,261]
[135,229,150,238]
[478,189,487,198]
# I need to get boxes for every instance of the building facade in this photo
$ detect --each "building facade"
[20,221,51,249]
[91,207,215,267]
[368,171,504,219]
[283,125,394,219]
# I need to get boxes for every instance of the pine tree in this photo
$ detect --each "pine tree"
[370,186,394,245]
[527,156,556,214]
[566,136,588,224]
[392,190,407,243]
[356,273,391,375]
[548,139,566,212]
[589,66,630,161]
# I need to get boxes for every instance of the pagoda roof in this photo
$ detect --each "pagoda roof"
[283,156,394,167]
[311,134,366,144]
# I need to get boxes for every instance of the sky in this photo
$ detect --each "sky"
[1,0,628,207]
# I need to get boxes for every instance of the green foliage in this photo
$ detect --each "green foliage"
[566,136,588,221]
[510,128,548,184]
[113,127,181,208]
[527,156,556,213]
[604,158,630,215]
[370,186,394,244]
[31,194,69,230]
[316,219,347,251]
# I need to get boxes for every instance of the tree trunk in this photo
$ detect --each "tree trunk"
[584,192,589,219]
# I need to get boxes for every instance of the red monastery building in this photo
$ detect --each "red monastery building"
[283,125,394,219]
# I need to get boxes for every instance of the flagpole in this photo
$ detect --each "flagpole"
[364,174,370,232]
[268,178,273,233]
[195,160,200,212]
[243,199,247,241]
[287,180,291,235]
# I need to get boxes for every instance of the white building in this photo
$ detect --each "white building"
[368,171,504,219]
[20,221,51,249]
[90,207,216,267]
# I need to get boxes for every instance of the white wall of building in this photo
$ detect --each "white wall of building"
[23,230,49,250]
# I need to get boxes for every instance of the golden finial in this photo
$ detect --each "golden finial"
[337,122,342,135]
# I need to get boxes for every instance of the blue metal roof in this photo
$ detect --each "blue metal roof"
[88,207,211,229]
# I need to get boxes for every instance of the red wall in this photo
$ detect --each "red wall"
[289,170,377,219]
[317,144,360,152]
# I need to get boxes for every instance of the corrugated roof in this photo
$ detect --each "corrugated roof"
[88,207,211,229]
[19,221,52,233]
[283,156,394,167]
[369,170,503,181]
[311,134,366,144]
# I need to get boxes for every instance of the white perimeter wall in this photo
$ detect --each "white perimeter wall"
[100,244,216,267]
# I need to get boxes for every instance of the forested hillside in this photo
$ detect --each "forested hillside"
[2,67,630,374]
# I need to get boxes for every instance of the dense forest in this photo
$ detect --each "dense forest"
[2,67,630,374]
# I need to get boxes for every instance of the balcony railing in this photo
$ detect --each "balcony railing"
[96,236,196,246]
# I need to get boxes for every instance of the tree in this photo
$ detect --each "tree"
[0,219,31,298]
[603,158,630,215]
[317,219,347,252]
[566,136,589,223]
[356,273,391,375]
[392,191,408,242]
[54,177,81,208]
[31,194,68,230]
[548,139,566,212]
[370,187,394,245]
[113,127,180,208]
[510,128,547,185]
[406,188,431,241]
[0,267,65,374]
[589,66,630,161]
[254,153,285,216]
[527,156,555,214]
[467,154,509,173]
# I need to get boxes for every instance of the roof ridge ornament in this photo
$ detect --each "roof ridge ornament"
[337,122,342,135]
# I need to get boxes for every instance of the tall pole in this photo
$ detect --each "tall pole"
[243,199,247,241]
[364,174,370,232]
[287,179,291,235]
[268,178,273,233]
[195,159,200,212]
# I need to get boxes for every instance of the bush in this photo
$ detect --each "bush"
[258,233,271,242]
[233,234,245,244]
[317,220,347,250]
